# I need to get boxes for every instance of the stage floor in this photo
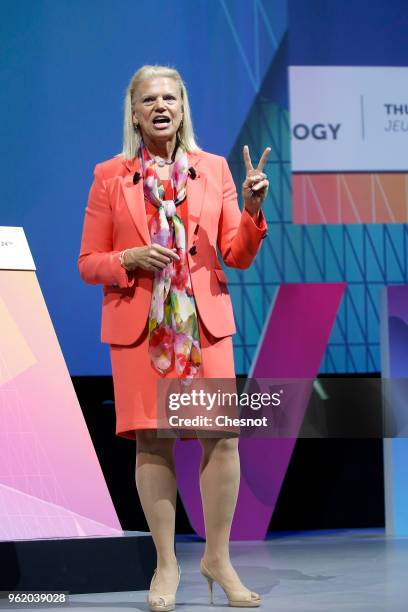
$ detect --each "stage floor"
[14,529,408,611]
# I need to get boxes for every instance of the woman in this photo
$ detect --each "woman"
[78,65,269,611]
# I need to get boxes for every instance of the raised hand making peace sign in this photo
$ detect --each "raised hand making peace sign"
[242,145,271,217]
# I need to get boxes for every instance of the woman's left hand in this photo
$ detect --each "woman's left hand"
[242,145,271,217]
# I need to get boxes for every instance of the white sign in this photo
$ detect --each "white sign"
[0,227,36,271]
[289,66,408,172]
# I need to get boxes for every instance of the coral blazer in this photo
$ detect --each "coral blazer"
[78,150,267,345]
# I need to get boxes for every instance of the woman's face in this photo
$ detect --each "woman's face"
[132,77,183,146]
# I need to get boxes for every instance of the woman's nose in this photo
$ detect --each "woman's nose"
[154,97,166,110]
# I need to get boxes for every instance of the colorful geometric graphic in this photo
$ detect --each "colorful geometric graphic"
[228,94,408,374]
[293,173,408,224]
[381,285,408,536]
[175,283,345,540]
[0,270,122,540]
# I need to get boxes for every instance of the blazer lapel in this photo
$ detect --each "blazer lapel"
[186,152,206,249]
[121,156,150,245]
[121,151,205,248]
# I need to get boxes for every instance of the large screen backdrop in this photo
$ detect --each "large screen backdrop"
[227,0,408,373]
[286,0,408,372]
[2,1,407,375]
[0,0,286,375]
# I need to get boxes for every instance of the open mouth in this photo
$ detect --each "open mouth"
[153,116,171,128]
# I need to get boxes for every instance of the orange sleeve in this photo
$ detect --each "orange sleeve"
[217,157,267,270]
[78,163,135,288]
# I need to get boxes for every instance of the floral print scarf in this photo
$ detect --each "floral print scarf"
[139,140,201,379]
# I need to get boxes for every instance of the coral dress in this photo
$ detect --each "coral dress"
[109,180,235,440]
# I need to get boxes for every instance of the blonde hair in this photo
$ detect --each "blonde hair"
[122,64,201,160]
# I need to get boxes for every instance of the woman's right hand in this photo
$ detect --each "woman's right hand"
[123,244,180,272]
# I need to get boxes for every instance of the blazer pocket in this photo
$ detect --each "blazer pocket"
[103,285,123,295]
[103,285,134,297]
[213,268,228,284]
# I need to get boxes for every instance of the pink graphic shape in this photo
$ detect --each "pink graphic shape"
[293,173,408,224]
[0,271,122,540]
[175,283,345,539]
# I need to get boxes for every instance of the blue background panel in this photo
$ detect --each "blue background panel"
[0,0,286,375]
[1,0,406,375]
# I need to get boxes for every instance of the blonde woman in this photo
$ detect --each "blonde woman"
[78,64,269,610]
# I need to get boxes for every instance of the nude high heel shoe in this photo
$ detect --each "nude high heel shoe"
[200,559,260,607]
[147,563,181,612]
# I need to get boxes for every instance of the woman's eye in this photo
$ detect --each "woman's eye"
[142,95,176,104]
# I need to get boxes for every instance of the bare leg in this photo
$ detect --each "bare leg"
[199,436,253,593]
[136,430,179,599]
